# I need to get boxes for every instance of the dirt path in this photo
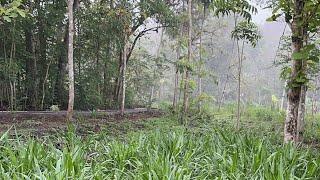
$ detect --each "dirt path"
[0,109,163,135]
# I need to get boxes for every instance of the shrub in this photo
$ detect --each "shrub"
[244,105,285,122]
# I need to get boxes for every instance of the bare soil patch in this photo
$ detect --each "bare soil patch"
[0,109,163,136]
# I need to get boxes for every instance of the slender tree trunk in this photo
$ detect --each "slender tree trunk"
[173,6,184,113]
[41,61,52,110]
[198,15,204,111]
[25,28,37,110]
[66,0,75,121]
[236,40,244,131]
[296,28,309,142]
[150,29,164,109]
[233,13,241,130]
[55,23,68,109]
[311,91,315,117]
[173,67,179,111]
[9,24,16,110]
[311,78,318,117]
[173,40,180,112]
[148,86,154,110]
[181,0,192,124]
[9,82,14,110]
[284,0,305,143]
[120,35,128,116]
[297,85,306,141]
[280,81,287,111]
[158,84,162,99]
[96,37,101,97]
[37,0,47,110]
[218,75,229,111]
[115,52,122,103]
[104,41,111,109]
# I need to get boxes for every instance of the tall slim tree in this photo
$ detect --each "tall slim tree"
[120,33,128,116]
[182,0,193,124]
[231,21,261,130]
[66,0,75,121]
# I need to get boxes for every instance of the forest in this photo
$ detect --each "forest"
[1,0,320,178]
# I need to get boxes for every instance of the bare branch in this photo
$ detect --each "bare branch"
[126,25,170,63]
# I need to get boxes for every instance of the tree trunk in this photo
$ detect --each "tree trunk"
[120,35,128,116]
[96,37,101,98]
[236,40,244,131]
[9,24,16,110]
[55,23,68,110]
[181,0,192,124]
[311,78,318,117]
[41,61,52,110]
[198,15,204,111]
[150,29,164,109]
[25,28,37,110]
[297,85,306,142]
[296,27,309,142]
[280,81,287,111]
[37,0,47,110]
[158,83,162,99]
[115,52,122,103]
[218,75,229,111]
[148,86,154,110]
[173,66,179,111]
[66,0,75,121]
[284,0,305,143]
[104,41,111,109]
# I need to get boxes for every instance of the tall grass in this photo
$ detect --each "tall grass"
[0,125,319,179]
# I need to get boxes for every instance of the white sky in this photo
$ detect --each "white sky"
[252,5,272,25]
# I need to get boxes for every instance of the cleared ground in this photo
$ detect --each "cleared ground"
[0,109,163,135]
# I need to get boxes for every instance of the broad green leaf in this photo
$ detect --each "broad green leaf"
[292,52,308,60]
[17,9,26,17]
[3,15,11,22]
[9,12,18,18]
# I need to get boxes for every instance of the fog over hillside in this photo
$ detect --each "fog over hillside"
[139,12,288,105]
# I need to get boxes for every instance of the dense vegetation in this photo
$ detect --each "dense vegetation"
[2,0,320,178]
[0,0,178,111]
[0,106,320,179]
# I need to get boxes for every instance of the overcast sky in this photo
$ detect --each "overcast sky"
[252,4,271,24]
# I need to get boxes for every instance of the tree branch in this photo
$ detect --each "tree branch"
[126,25,170,63]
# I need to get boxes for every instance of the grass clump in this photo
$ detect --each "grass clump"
[0,119,320,179]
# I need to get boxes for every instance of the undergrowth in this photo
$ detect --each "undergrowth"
[0,105,320,179]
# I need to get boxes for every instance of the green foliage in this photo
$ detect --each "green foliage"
[216,104,285,123]
[271,94,279,104]
[244,105,285,122]
[186,93,216,122]
[276,36,320,86]
[50,105,60,112]
[0,0,179,110]
[0,120,320,179]
[268,0,320,90]
[0,0,26,23]
[139,0,178,26]
[275,35,292,66]
[292,44,316,60]
[232,21,261,47]
[267,0,320,31]
[156,101,172,111]
[127,49,170,108]
[212,0,257,21]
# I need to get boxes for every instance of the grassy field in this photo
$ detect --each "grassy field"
[1,106,320,179]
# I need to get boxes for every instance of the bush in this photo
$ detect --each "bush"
[244,105,285,122]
